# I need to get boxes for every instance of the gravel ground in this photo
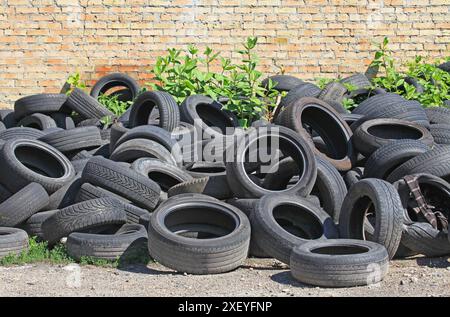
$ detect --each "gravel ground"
[0,256,449,297]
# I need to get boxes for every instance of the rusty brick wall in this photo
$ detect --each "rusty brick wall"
[0,0,448,108]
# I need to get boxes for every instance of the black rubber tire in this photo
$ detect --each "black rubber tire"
[71,159,89,174]
[148,196,251,274]
[310,156,347,224]
[340,113,364,127]
[430,124,450,145]
[129,91,180,132]
[76,118,102,128]
[226,198,269,258]
[393,173,450,257]
[364,140,430,179]
[0,183,12,204]
[47,174,82,210]
[66,88,114,120]
[50,113,75,130]
[426,107,450,125]
[112,125,183,166]
[250,194,338,264]
[17,113,57,131]
[180,95,239,138]
[340,73,371,89]
[352,93,407,115]
[403,77,425,94]
[185,161,226,178]
[290,239,389,287]
[0,138,75,194]
[38,126,103,153]
[339,179,404,259]
[343,167,364,189]
[42,197,127,245]
[278,97,355,171]
[0,110,17,128]
[81,157,161,210]
[75,182,150,227]
[0,183,49,227]
[66,223,148,261]
[14,93,69,120]
[275,83,321,119]
[110,138,177,165]
[0,228,29,259]
[90,73,140,101]
[110,123,129,152]
[0,127,45,141]
[318,81,348,104]
[168,176,232,200]
[131,158,192,200]
[21,210,58,240]
[386,145,450,183]
[226,126,317,198]
[352,98,429,130]
[261,75,304,92]
[438,61,450,73]
[401,222,450,257]
[353,118,434,157]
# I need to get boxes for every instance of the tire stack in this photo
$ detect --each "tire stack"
[0,72,448,289]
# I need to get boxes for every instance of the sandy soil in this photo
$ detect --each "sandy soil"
[0,256,449,297]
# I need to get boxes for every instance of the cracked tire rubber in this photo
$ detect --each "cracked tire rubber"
[0,183,49,227]
[66,223,148,261]
[339,179,404,259]
[90,73,140,101]
[148,196,251,274]
[81,157,161,210]
[110,138,177,165]
[386,145,450,183]
[278,97,355,171]
[226,126,317,198]
[0,228,29,259]
[129,91,180,132]
[250,194,338,264]
[17,113,57,131]
[0,138,75,194]
[66,88,114,120]
[14,93,69,120]
[352,118,433,157]
[310,156,347,224]
[42,197,127,245]
[364,140,430,179]
[39,126,103,153]
[290,239,389,287]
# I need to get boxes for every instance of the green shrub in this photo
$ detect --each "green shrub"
[148,37,282,127]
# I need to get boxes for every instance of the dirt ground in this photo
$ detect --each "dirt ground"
[0,256,449,297]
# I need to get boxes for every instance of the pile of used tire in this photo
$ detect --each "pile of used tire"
[0,71,449,288]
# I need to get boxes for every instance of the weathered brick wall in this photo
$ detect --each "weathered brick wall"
[0,0,448,108]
